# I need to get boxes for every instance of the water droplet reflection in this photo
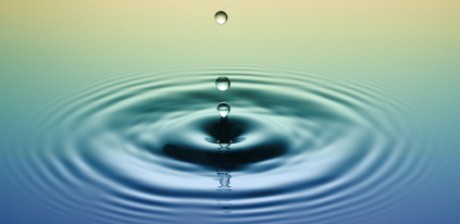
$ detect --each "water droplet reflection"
[217,171,231,188]
[215,11,228,25]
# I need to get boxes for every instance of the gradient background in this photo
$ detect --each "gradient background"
[1,0,459,223]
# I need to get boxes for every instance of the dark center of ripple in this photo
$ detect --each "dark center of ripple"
[161,114,289,170]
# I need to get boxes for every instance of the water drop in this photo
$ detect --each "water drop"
[215,76,231,91]
[215,11,228,25]
[217,103,231,118]
[217,172,231,188]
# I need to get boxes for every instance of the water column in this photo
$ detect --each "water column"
[215,76,233,213]
[214,6,231,212]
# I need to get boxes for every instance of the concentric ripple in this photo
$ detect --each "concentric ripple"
[7,64,431,224]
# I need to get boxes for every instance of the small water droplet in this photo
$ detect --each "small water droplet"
[217,103,231,118]
[215,76,231,91]
[215,11,228,25]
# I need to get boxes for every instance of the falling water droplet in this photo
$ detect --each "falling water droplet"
[215,76,231,91]
[215,11,228,25]
[217,103,231,118]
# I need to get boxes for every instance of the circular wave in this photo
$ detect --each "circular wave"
[7,63,430,224]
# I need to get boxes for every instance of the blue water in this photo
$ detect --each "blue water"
[0,64,459,224]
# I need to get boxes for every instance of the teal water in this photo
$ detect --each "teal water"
[1,63,457,224]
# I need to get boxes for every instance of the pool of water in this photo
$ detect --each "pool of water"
[2,63,454,224]
[1,1,460,224]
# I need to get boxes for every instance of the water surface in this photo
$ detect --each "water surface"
[1,64,441,224]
